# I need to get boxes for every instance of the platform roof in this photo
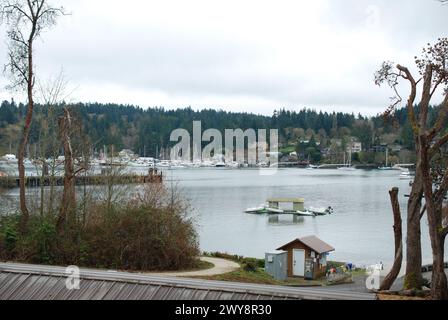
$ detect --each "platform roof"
[267,198,305,203]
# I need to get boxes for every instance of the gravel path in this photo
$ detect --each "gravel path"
[145,257,240,277]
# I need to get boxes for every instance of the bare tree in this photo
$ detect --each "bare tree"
[57,107,75,232]
[375,38,448,300]
[0,0,65,232]
[57,106,91,233]
[36,71,69,217]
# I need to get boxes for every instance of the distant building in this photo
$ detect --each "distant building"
[347,142,362,154]
[372,144,388,153]
[390,145,403,153]
[321,147,337,158]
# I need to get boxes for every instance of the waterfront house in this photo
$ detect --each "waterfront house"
[372,144,388,153]
[277,236,335,280]
[347,142,362,154]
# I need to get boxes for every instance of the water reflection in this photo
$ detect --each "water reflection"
[268,214,305,226]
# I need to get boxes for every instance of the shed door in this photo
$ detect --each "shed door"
[293,249,305,277]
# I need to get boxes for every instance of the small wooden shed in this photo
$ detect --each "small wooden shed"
[277,236,335,280]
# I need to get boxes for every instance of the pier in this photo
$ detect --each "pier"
[0,168,163,189]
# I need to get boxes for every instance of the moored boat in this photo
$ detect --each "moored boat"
[245,198,333,217]
[308,206,334,216]
[245,204,271,214]
[399,170,414,180]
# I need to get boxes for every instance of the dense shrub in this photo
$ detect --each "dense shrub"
[242,259,259,272]
[83,202,199,271]
[0,184,200,271]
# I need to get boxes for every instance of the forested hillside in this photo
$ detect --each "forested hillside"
[0,100,444,160]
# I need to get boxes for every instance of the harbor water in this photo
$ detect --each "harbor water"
[1,166,443,267]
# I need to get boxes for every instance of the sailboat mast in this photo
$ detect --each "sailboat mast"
[386,148,389,167]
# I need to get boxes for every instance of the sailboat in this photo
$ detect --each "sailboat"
[378,148,393,170]
[338,148,356,171]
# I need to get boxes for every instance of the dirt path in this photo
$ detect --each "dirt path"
[146,257,240,277]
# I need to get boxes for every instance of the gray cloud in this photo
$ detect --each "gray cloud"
[0,0,447,115]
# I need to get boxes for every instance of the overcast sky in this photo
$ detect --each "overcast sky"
[0,0,447,116]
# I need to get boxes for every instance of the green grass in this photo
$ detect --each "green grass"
[199,254,360,287]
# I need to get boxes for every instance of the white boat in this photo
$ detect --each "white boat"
[245,204,271,214]
[294,210,316,217]
[378,148,393,170]
[308,207,334,216]
[157,160,172,168]
[338,166,356,171]
[214,162,226,168]
[399,170,414,180]
[257,161,269,168]
[226,162,240,168]
[2,154,17,162]
[201,161,215,168]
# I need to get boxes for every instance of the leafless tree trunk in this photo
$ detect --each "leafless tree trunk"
[404,162,424,289]
[16,5,37,232]
[380,187,403,291]
[422,143,448,299]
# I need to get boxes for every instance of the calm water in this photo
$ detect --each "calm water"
[1,167,444,266]
[163,168,437,267]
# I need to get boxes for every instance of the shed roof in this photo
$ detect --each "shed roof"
[277,236,335,254]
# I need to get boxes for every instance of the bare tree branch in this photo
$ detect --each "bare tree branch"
[396,64,419,135]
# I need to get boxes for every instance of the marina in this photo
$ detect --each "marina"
[1,165,439,267]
